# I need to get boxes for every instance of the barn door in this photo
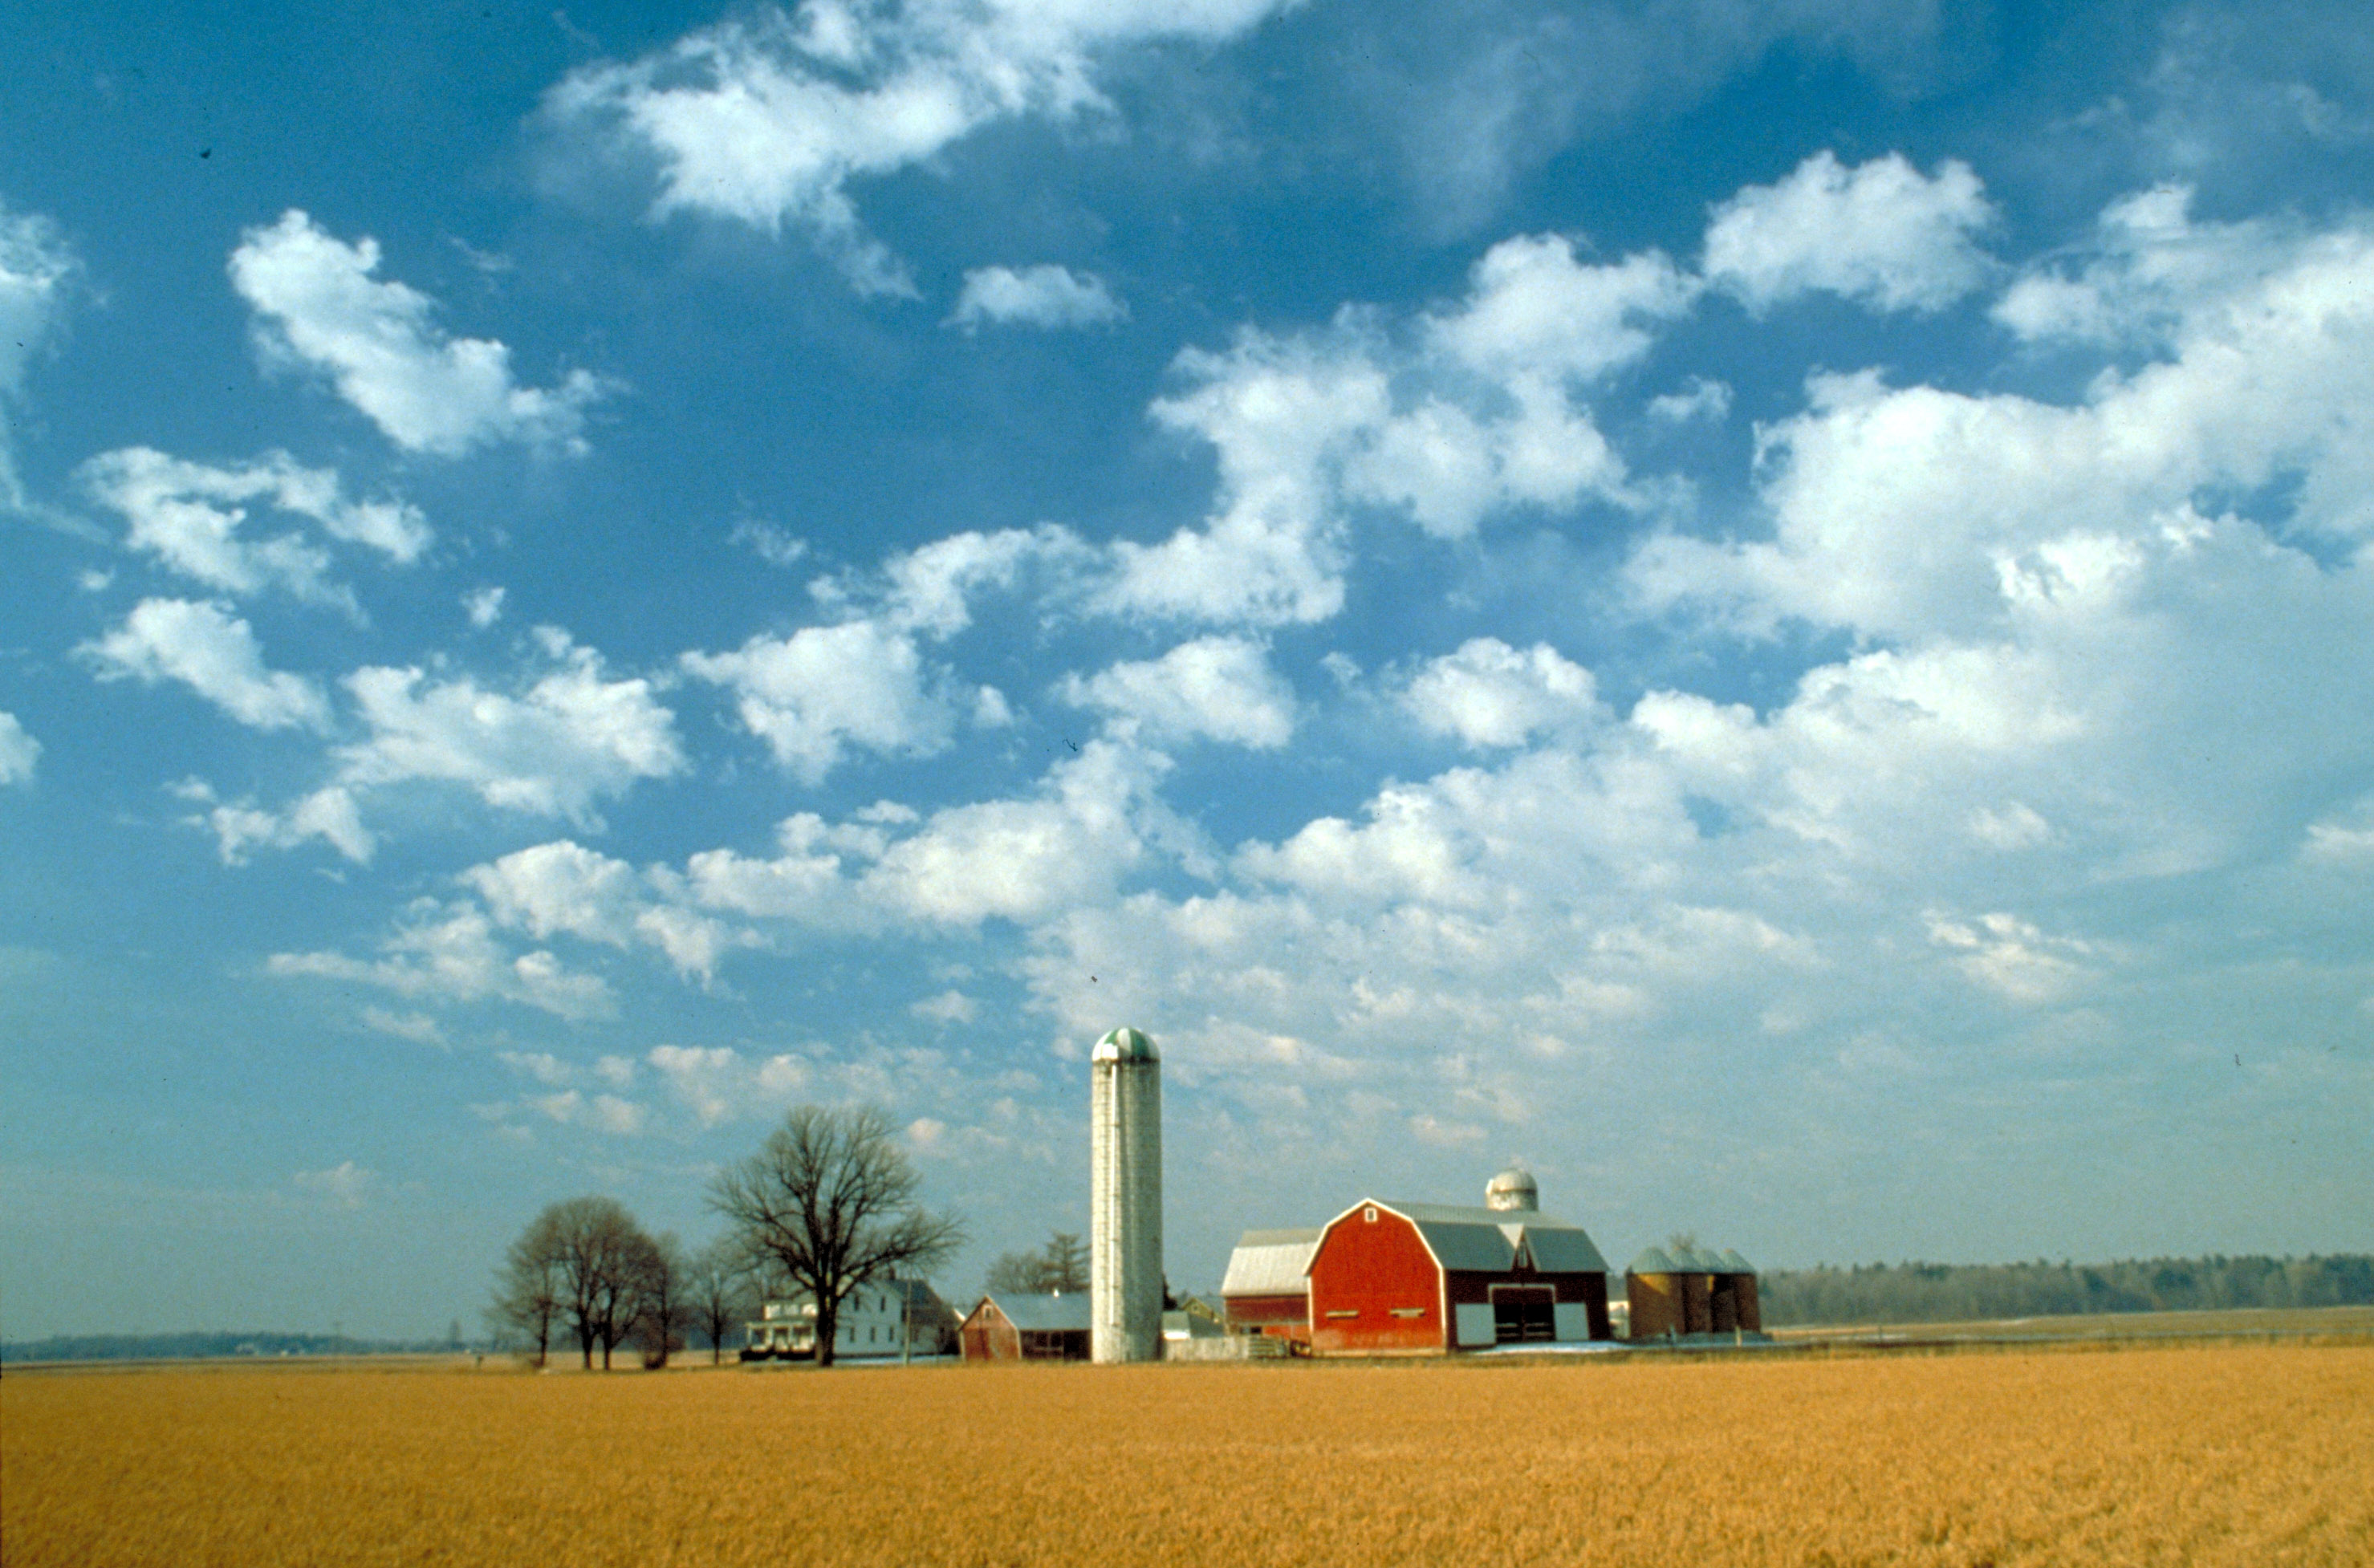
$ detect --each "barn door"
[1490,1286,1555,1343]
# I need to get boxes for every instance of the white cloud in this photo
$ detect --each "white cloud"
[465,839,746,981]
[526,1090,647,1135]
[1637,198,2374,643]
[268,899,615,1021]
[540,1,1294,293]
[1101,233,1677,625]
[462,586,506,628]
[875,523,1091,637]
[1648,377,1732,423]
[910,989,978,1024]
[1702,151,1997,313]
[0,200,81,514]
[730,518,809,567]
[360,1007,446,1046]
[1060,636,1295,748]
[178,780,375,865]
[79,447,430,612]
[647,1043,811,1127]
[291,1161,375,1208]
[682,619,961,782]
[498,1050,578,1086]
[81,598,331,731]
[1430,235,1699,384]
[0,712,38,784]
[338,631,684,823]
[1925,912,2096,1005]
[861,739,1177,925]
[230,210,612,455]
[1401,638,1600,749]
[948,265,1125,331]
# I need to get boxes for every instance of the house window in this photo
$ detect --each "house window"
[1363,1205,1379,1224]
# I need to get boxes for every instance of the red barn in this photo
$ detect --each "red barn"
[1223,1170,1614,1355]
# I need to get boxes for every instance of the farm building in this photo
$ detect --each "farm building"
[1625,1244,1762,1338]
[1218,1228,1321,1347]
[1220,1171,1615,1355]
[959,1293,1093,1362]
[742,1278,958,1361]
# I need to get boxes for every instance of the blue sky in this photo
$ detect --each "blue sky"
[4,0,2371,1340]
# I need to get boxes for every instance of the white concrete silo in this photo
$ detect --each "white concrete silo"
[1090,1025,1162,1364]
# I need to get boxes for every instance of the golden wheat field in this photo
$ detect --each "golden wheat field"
[6,1344,2371,1567]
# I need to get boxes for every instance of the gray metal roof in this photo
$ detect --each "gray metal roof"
[1629,1243,1758,1275]
[1376,1200,1611,1277]
[1220,1229,1321,1296]
[977,1293,1092,1333]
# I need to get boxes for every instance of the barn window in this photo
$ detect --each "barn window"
[1389,1307,1425,1318]
[1324,1309,1360,1318]
[1363,1205,1379,1224]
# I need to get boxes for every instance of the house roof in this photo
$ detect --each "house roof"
[975,1293,1092,1334]
[1220,1228,1323,1297]
[1352,1200,1612,1278]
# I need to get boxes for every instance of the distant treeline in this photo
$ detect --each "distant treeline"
[1757,1254,2374,1326]
[0,1330,455,1364]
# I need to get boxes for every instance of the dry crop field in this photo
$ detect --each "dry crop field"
[6,1343,2370,1567]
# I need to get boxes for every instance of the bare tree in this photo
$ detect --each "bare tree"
[709,1105,963,1367]
[535,1195,657,1370]
[486,1217,565,1367]
[983,1230,1090,1297]
[687,1240,754,1365]
[634,1231,691,1369]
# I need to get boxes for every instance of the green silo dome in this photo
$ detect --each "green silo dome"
[1628,1245,1679,1274]
[1092,1026,1160,1062]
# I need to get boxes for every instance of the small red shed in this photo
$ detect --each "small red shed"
[958,1293,1092,1362]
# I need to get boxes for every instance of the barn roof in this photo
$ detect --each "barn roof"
[1372,1200,1611,1277]
[1221,1228,1322,1297]
[977,1293,1092,1333]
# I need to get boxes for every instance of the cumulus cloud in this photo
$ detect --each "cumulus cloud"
[1060,636,1295,748]
[681,619,964,782]
[1702,151,1998,313]
[1400,638,1600,749]
[269,899,615,1021]
[0,200,82,514]
[647,1043,811,1127]
[862,740,1179,925]
[462,586,506,628]
[80,599,332,731]
[539,0,1294,293]
[467,839,747,981]
[526,1090,647,1135]
[230,210,612,455]
[79,447,430,614]
[948,265,1125,331]
[176,778,375,865]
[0,712,39,784]
[337,630,684,823]
[1925,912,2097,1005]
[1104,234,1681,626]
